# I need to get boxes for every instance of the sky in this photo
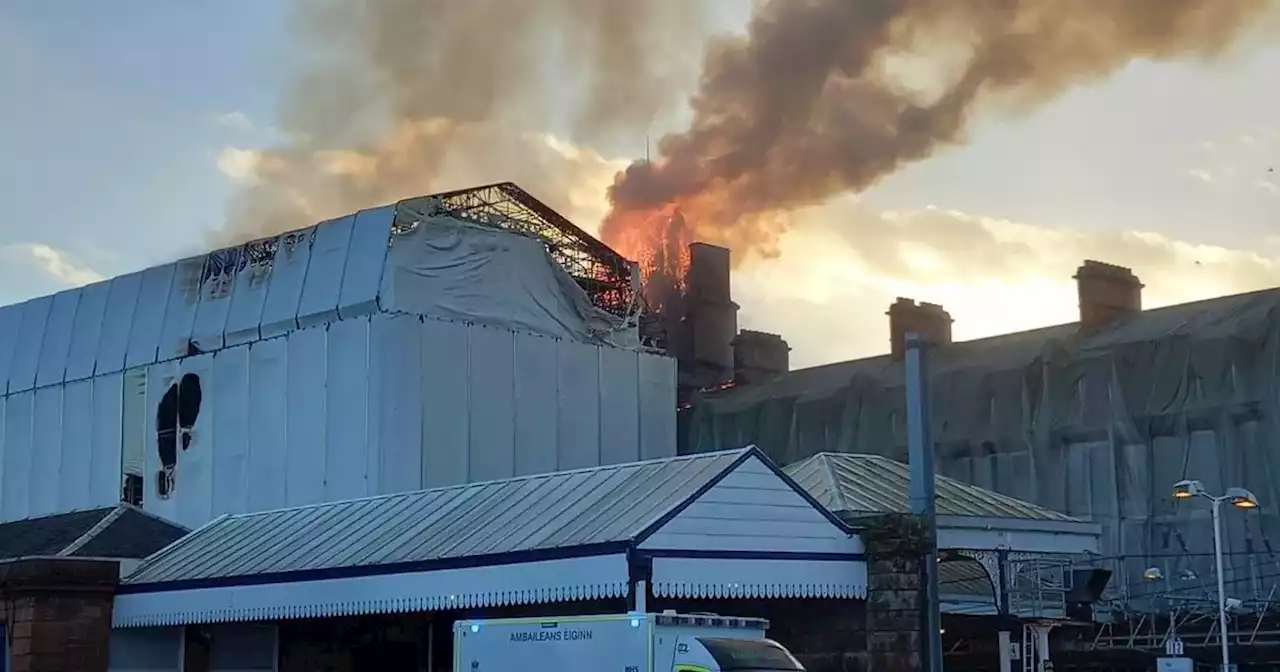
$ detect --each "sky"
[2,2,1278,369]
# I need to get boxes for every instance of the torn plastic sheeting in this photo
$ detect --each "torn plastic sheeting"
[379,216,632,346]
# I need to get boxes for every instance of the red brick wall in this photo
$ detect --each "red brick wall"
[0,557,119,672]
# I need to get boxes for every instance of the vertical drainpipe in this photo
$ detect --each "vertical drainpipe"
[998,549,1012,672]
[905,332,943,672]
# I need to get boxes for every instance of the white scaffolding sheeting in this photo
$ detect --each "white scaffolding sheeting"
[688,287,1280,608]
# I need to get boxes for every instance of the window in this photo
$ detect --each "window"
[697,638,804,671]
[122,473,144,507]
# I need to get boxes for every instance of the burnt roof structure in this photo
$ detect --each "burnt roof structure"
[400,182,638,319]
[686,284,1280,612]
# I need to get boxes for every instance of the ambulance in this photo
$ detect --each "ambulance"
[453,610,806,671]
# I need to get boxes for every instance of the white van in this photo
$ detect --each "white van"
[453,610,806,671]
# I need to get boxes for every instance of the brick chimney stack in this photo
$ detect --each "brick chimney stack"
[1074,260,1143,330]
[732,330,790,385]
[675,243,739,403]
[888,298,953,360]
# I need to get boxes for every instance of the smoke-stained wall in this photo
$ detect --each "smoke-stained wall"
[0,202,676,527]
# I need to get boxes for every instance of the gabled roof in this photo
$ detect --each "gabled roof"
[0,504,188,560]
[785,452,1078,522]
[124,447,837,588]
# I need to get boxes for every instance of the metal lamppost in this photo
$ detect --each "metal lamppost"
[905,333,943,672]
[1172,479,1260,672]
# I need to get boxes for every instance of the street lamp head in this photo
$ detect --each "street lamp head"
[1227,487,1259,509]
[1143,567,1164,581]
[1173,479,1205,499]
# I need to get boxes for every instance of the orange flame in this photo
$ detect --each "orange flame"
[601,201,693,310]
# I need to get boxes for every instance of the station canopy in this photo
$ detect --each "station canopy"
[113,447,866,627]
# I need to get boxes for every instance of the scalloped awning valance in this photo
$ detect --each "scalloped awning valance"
[113,554,629,628]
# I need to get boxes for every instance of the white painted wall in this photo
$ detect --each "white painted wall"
[0,205,677,526]
[639,455,862,555]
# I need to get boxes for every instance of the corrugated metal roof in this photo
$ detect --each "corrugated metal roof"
[785,452,1079,522]
[124,449,751,585]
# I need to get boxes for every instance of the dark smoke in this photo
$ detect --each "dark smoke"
[604,0,1278,261]
[218,0,711,245]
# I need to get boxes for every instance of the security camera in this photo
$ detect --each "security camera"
[1225,598,1244,612]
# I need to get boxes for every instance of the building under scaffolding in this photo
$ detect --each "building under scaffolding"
[682,260,1280,668]
[0,182,677,529]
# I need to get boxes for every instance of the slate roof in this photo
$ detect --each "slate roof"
[0,504,189,560]
[785,452,1079,522]
[124,448,767,586]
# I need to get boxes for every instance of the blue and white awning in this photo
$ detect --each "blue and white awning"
[114,554,629,627]
[114,447,868,628]
[651,556,866,599]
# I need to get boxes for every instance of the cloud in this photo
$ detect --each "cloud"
[215,121,630,245]
[727,199,1280,365]
[1186,168,1215,184]
[1255,179,1279,194]
[216,147,265,183]
[214,111,254,131]
[2,243,104,288]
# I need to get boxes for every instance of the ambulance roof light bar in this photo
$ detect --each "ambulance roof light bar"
[654,612,770,630]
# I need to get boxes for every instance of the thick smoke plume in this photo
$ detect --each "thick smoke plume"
[218,0,709,245]
[603,0,1278,273]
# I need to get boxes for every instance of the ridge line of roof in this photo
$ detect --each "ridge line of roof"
[187,448,756,525]
[818,454,851,514]
[122,451,762,586]
[58,505,129,557]
[799,452,1081,523]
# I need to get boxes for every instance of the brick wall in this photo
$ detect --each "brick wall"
[861,513,930,672]
[0,557,119,672]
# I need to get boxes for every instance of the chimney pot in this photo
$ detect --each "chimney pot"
[887,298,953,359]
[1074,260,1143,330]
[732,330,790,385]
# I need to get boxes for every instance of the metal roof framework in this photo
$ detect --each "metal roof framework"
[113,447,866,628]
[398,182,639,320]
